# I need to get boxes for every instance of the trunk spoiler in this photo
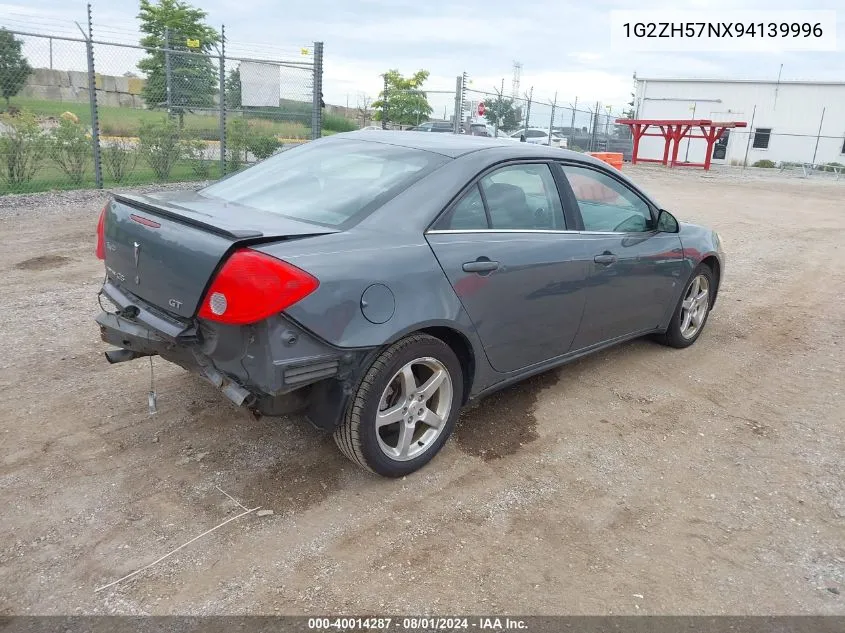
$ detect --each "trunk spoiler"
[112,194,265,240]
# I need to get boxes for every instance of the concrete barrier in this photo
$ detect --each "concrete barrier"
[21,68,148,109]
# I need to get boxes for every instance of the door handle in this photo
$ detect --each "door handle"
[593,253,618,265]
[463,259,500,273]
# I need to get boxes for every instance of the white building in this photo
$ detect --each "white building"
[633,77,845,167]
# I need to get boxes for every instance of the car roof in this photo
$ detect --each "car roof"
[328,130,593,160]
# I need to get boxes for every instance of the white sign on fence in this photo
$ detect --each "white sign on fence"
[239,61,281,107]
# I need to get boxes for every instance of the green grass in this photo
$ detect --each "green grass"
[0,159,223,195]
[7,97,338,140]
[0,97,360,194]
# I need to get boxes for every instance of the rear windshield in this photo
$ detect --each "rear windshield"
[200,139,448,227]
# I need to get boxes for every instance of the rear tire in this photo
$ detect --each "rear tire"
[333,334,463,477]
[655,264,715,349]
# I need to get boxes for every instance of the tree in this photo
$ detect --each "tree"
[371,69,432,126]
[0,29,32,107]
[137,0,220,117]
[356,92,372,126]
[483,93,520,133]
[225,67,241,109]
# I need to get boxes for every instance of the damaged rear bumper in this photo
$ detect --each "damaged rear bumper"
[96,309,254,407]
[96,281,373,426]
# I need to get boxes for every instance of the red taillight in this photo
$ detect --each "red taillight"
[197,249,319,325]
[95,204,107,260]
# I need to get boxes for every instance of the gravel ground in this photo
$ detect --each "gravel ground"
[0,165,843,615]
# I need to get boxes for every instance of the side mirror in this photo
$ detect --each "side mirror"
[656,209,679,233]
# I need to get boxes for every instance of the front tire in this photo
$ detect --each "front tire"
[333,334,463,477]
[656,264,715,349]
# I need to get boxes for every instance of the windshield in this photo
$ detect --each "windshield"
[200,139,447,227]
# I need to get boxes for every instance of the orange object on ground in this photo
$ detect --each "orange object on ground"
[587,152,623,171]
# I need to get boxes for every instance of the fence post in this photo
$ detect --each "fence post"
[742,104,756,171]
[524,87,533,131]
[548,92,557,145]
[164,27,172,116]
[381,73,388,129]
[569,96,578,148]
[311,41,323,140]
[218,24,226,177]
[590,100,600,151]
[453,75,463,133]
[811,107,825,167]
[83,3,102,189]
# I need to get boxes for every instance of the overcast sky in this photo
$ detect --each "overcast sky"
[1,0,843,114]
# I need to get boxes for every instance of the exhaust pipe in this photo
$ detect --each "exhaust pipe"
[104,348,148,364]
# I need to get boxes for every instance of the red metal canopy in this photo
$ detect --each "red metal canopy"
[616,119,748,171]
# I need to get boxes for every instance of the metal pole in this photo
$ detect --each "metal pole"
[311,41,323,140]
[49,37,53,69]
[218,24,226,177]
[811,107,825,166]
[590,101,600,151]
[453,76,462,133]
[381,74,388,129]
[547,92,557,145]
[499,78,505,137]
[79,5,102,188]
[164,27,172,115]
[742,104,757,171]
[685,102,696,163]
[569,96,577,147]
[524,86,533,133]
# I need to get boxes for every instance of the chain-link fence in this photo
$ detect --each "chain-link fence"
[0,10,322,195]
[459,85,632,157]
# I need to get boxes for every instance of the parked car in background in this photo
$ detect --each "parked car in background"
[466,122,496,137]
[359,125,383,131]
[94,131,724,477]
[408,120,454,133]
[554,127,633,160]
[508,128,568,148]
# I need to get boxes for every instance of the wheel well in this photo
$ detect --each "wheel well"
[420,326,475,404]
[700,256,721,305]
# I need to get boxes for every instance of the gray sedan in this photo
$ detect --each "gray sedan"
[95,131,725,477]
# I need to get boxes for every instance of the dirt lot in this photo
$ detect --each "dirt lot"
[0,165,843,616]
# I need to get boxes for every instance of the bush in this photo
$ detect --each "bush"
[246,133,281,160]
[322,113,357,133]
[182,137,211,179]
[0,110,46,186]
[226,118,250,171]
[138,119,182,180]
[49,118,90,185]
[569,144,585,153]
[752,159,776,168]
[102,137,138,184]
[819,161,844,173]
